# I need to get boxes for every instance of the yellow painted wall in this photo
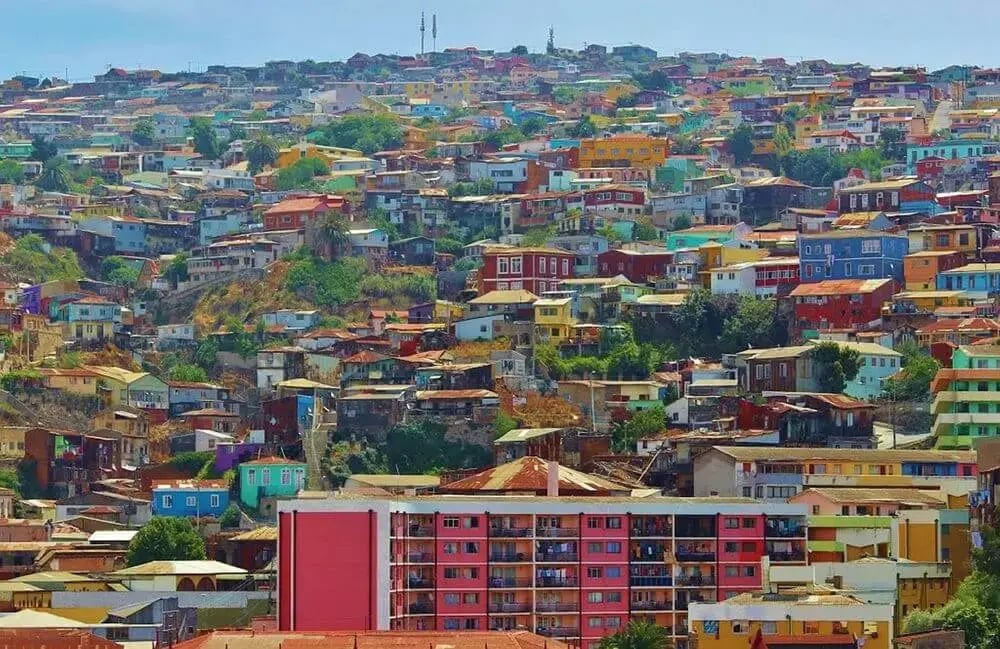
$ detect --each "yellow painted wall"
[579,134,668,169]
[694,620,890,649]
[897,521,939,563]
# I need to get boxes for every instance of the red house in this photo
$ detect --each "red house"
[262,194,348,231]
[480,247,575,295]
[582,184,647,218]
[789,278,896,331]
[597,249,673,283]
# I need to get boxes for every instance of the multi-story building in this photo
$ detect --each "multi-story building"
[798,230,908,284]
[931,345,1000,449]
[185,238,278,287]
[480,247,575,295]
[276,492,808,649]
[837,179,937,215]
[580,185,647,218]
[597,249,673,284]
[789,278,897,331]
[578,134,668,169]
[903,251,967,291]
[262,195,348,231]
[709,258,800,297]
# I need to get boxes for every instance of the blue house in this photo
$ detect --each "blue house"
[798,230,908,284]
[152,480,230,518]
[936,263,1000,298]
[79,215,148,254]
[410,104,449,120]
[907,140,997,173]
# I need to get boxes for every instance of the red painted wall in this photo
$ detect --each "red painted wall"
[279,511,376,631]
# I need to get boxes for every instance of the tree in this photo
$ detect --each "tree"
[632,70,674,92]
[163,253,189,285]
[522,225,555,247]
[29,136,57,163]
[194,337,219,372]
[726,124,755,166]
[37,157,71,192]
[494,411,519,439]
[511,45,528,56]
[218,504,242,528]
[380,421,491,475]
[276,157,328,190]
[633,218,658,241]
[0,159,25,184]
[670,134,703,155]
[719,297,786,354]
[190,117,221,160]
[125,517,206,566]
[568,116,597,138]
[773,123,793,157]
[670,214,692,231]
[611,406,666,452]
[0,234,83,283]
[520,117,546,137]
[883,341,940,400]
[246,135,278,174]
[100,256,140,287]
[311,114,403,154]
[598,619,672,649]
[879,127,907,162]
[170,364,209,383]
[812,342,860,394]
[132,117,155,146]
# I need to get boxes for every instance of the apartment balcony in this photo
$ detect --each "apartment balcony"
[631,526,673,538]
[490,527,532,538]
[932,390,1000,414]
[675,574,715,587]
[630,575,672,587]
[934,412,1000,425]
[490,553,530,563]
[535,577,578,588]
[675,551,716,562]
[631,601,672,611]
[408,602,434,614]
[535,528,578,538]
[765,525,806,539]
[535,601,579,613]
[768,551,806,562]
[489,602,532,614]
[536,627,579,638]
[404,525,434,537]
[405,552,434,563]
[536,552,578,562]
[407,577,435,589]
[489,577,532,588]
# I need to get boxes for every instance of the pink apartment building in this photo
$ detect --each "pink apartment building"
[277,495,808,649]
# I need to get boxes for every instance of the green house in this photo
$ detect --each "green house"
[0,141,33,159]
[238,456,307,509]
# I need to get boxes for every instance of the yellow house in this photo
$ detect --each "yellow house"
[603,82,639,104]
[885,290,973,315]
[0,427,27,458]
[578,134,668,169]
[275,141,364,170]
[697,242,768,288]
[39,368,100,397]
[534,297,576,344]
[690,588,892,649]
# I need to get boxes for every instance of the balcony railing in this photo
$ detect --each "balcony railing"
[536,552,578,562]
[489,602,531,613]
[405,552,433,562]
[632,527,673,537]
[490,553,530,563]
[535,602,578,612]
[535,528,578,537]
[490,527,532,538]
[768,551,806,562]
[630,575,672,587]
[631,601,672,611]
[536,627,580,638]
[536,577,578,588]
[408,602,434,614]
[675,575,715,586]
[765,526,805,538]
[405,526,434,537]
[407,578,435,588]
[489,577,532,588]
[675,552,715,562]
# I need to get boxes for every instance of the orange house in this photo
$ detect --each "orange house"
[903,250,967,291]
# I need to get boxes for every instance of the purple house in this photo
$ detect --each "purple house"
[21,285,41,315]
[215,441,265,473]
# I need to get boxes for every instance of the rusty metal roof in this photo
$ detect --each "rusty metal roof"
[440,456,629,495]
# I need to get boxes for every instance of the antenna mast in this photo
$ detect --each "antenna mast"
[420,12,426,56]
[432,14,437,53]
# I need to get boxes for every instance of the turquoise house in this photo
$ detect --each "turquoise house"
[666,224,748,251]
[238,456,306,510]
[0,141,33,159]
[907,140,996,173]
[809,340,901,401]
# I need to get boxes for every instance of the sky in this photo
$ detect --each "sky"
[2,0,999,81]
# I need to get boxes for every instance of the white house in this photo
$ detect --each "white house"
[455,314,507,341]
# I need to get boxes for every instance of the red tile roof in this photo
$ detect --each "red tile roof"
[342,350,391,364]
[175,630,569,649]
[440,456,628,495]
[243,456,306,466]
[917,318,1000,334]
[789,278,892,296]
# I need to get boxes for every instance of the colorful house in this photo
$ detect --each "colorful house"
[151,480,230,518]
[932,345,1000,449]
[903,251,967,291]
[907,139,995,173]
[666,224,752,252]
[837,179,937,215]
[86,366,169,420]
[798,230,908,284]
[238,456,306,511]
[578,134,668,169]
[807,340,901,400]
[533,296,577,344]
[789,278,896,332]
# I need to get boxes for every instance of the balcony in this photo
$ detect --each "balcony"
[675,551,716,562]
[768,551,806,562]
[489,577,532,588]
[405,525,434,537]
[675,574,715,587]
[631,526,673,538]
[407,577,435,589]
[408,602,434,614]
[405,552,433,563]
[489,602,532,614]
[631,601,672,611]
[535,528,578,538]
[536,576,578,588]
[630,575,672,587]
[491,527,532,538]
[765,525,805,538]
[490,553,530,563]
[676,599,707,611]
[536,627,580,638]
[535,601,579,613]
[536,552,578,562]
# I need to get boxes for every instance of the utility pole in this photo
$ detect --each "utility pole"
[432,14,437,54]
[420,12,426,57]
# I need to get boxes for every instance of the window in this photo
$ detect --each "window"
[562,259,569,275]
[588,542,603,553]
[733,621,749,634]
[161,495,173,508]
[744,566,756,577]
[861,239,881,254]
[588,567,603,578]
[725,542,738,553]
[859,264,874,275]
[443,517,459,528]
[280,468,291,485]
[589,618,604,628]
[587,517,601,529]
[725,565,739,577]
[464,542,479,554]
[844,261,852,276]
[498,258,509,274]
[247,469,256,486]
[186,496,196,507]
[443,543,458,554]
[605,517,621,529]
[605,566,621,578]
[725,517,739,529]
[463,517,479,528]
[463,593,478,604]
[762,621,778,634]
[210,494,220,507]
[606,542,622,553]
[262,470,271,486]
[742,487,752,497]
[742,518,756,528]
[606,617,621,628]
[741,542,755,552]
[588,592,604,603]
[510,257,522,273]
[539,257,547,274]
[607,591,621,602]
[766,486,796,498]
[444,593,460,604]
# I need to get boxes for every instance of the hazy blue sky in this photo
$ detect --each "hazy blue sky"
[3,0,998,80]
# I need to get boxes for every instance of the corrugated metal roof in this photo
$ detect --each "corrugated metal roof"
[111,560,247,577]
[711,446,974,463]
[789,278,892,296]
[441,457,629,494]
[494,428,563,444]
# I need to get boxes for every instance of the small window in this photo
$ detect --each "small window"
[161,495,173,508]
[186,496,196,507]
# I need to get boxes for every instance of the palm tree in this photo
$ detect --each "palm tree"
[246,135,279,174]
[597,620,672,649]
[37,157,71,192]
[313,213,350,260]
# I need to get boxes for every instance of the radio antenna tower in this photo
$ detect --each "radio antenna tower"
[432,14,437,53]
[420,12,426,56]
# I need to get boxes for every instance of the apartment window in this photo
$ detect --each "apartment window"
[539,257,547,274]
[280,468,291,485]
[605,566,621,578]
[742,518,756,528]
[724,517,739,529]
[463,593,478,604]
[510,257,522,273]
[161,495,173,509]
[463,568,479,578]
[443,568,458,580]
[606,617,621,628]
[606,542,622,553]
[246,469,256,486]
[443,543,458,554]
[588,592,604,603]
[444,593,460,605]
[742,487,752,497]
[607,591,621,602]
[464,542,479,554]
[859,264,874,275]
[766,486,796,498]
[844,262,852,276]
[588,542,603,553]
[443,517,460,528]
[210,494,220,508]
[861,239,881,254]
[185,496,196,507]
[262,471,271,486]
[498,258,509,274]
[588,567,603,578]
[804,622,820,634]
[725,565,739,577]
[587,517,602,529]
[762,622,778,634]
[725,542,738,553]
[562,259,570,275]
[742,542,755,552]
[733,621,749,634]
[605,517,621,529]
[744,566,756,577]
[589,618,604,629]
[463,517,479,528]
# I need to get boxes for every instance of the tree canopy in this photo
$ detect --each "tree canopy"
[0,159,25,184]
[246,135,279,174]
[37,157,71,192]
[812,342,861,393]
[190,117,221,159]
[0,234,83,283]
[275,157,328,190]
[884,341,940,400]
[311,114,403,154]
[125,517,206,567]
[29,136,57,163]
[100,256,140,287]
[132,117,154,146]
[598,620,672,649]
[726,124,755,165]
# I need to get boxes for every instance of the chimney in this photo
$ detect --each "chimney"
[546,460,559,497]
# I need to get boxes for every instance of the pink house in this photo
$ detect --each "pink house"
[789,487,945,517]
